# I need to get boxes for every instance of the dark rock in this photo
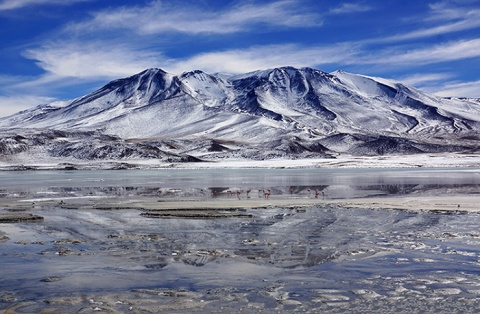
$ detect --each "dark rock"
[0,213,44,223]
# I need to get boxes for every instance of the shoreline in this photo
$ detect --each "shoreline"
[1,152,480,171]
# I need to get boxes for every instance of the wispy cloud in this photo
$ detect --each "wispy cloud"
[24,41,164,80]
[20,41,359,90]
[29,1,480,80]
[372,2,480,43]
[71,0,321,35]
[361,38,480,66]
[400,72,454,86]
[426,1,477,21]
[329,2,373,14]
[0,0,89,10]
[20,34,480,92]
[0,95,55,117]
[397,66,480,98]
[432,79,480,98]
[166,43,359,74]
[385,14,480,42]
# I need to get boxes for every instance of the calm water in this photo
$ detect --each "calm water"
[0,167,479,199]
[1,168,480,312]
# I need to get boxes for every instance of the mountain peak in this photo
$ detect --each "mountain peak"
[180,69,207,76]
[138,67,168,75]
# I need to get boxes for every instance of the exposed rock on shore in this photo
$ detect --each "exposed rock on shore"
[0,213,44,223]
[141,210,253,219]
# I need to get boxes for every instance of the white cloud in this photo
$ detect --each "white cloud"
[400,72,454,86]
[0,0,90,10]
[427,1,479,22]
[364,2,480,44]
[397,38,480,63]
[432,80,480,98]
[4,41,167,100]
[397,72,480,98]
[20,33,480,92]
[384,14,480,42]
[0,95,55,117]
[0,74,25,86]
[329,2,373,14]
[71,0,321,35]
[157,43,358,74]
[23,42,164,80]
[362,38,480,66]
[13,40,358,100]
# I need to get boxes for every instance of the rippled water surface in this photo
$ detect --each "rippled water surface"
[1,168,480,312]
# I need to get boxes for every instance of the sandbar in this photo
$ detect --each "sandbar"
[43,194,480,214]
[1,194,478,219]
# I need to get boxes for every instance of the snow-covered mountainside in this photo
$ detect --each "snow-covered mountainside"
[1,66,479,163]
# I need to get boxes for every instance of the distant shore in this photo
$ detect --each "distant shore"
[1,152,480,171]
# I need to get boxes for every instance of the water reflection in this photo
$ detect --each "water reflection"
[3,203,480,309]
[1,168,480,312]
[0,168,479,200]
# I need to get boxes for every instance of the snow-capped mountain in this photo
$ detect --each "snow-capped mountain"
[1,66,479,163]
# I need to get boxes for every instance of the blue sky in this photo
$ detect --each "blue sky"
[0,0,479,117]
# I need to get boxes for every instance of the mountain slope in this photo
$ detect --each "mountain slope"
[1,66,479,162]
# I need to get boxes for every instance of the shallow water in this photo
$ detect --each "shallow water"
[1,168,480,312]
[0,167,479,199]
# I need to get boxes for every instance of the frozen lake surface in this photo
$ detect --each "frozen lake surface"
[1,168,480,313]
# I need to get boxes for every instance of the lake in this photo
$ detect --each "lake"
[1,168,480,313]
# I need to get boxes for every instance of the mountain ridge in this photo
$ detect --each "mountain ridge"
[1,66,479,164]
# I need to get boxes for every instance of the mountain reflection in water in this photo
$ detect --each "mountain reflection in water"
[1,168,480,313]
